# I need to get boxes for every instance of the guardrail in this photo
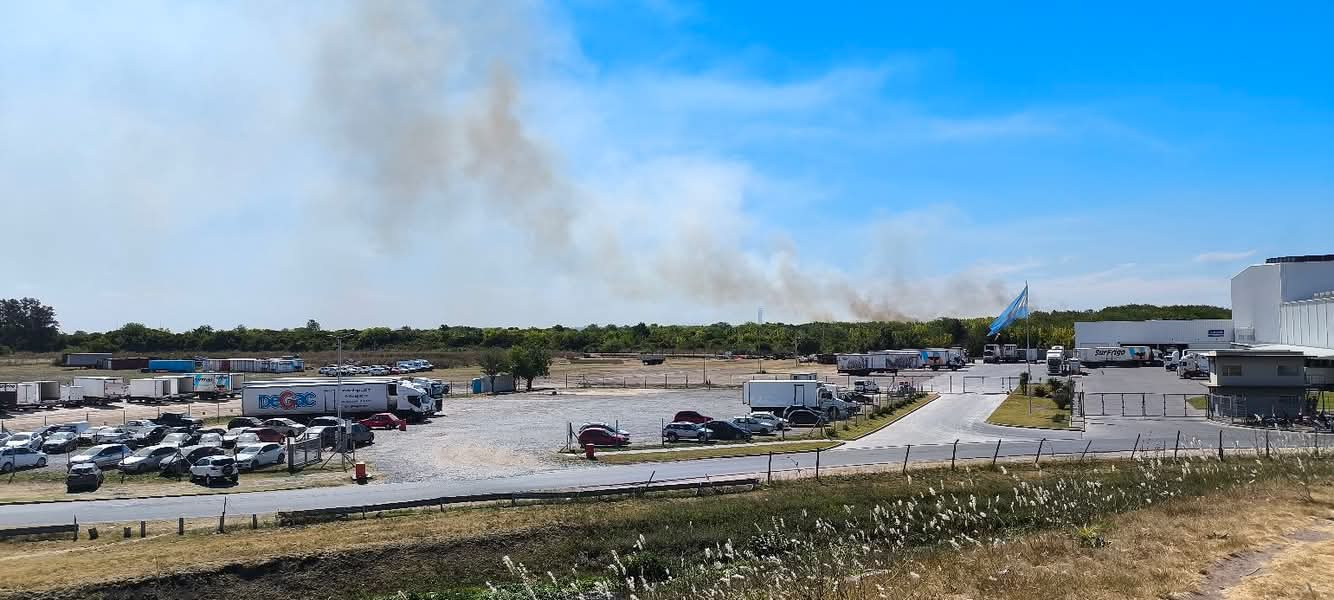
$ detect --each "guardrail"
[274,476,761,526]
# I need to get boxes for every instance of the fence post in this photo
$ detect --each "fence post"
[815,448,821,480]
[1034,438,1045,467]
[992,439,1001,468]
[903,444,911,475]
[1316,432,1320,458]
[1218,429,1224,461]
[1130,433,1141,460]
[767,452,773,483]
[1079,440,1092,464]
[1173,430,1181,460]
[178,518,184,535]
[1266,430,1271,459]
[139,521,146,538]
[951,439,958,471]
[251,514,258,530]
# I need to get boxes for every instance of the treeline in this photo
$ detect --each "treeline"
[2,298,1230,358]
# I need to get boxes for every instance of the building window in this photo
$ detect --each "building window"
[1277,364,1300,377]
[1221,364,1243,377]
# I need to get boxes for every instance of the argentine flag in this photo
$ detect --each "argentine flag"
[988,284,1029,337]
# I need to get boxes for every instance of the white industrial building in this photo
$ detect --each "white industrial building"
[1074,319,1233,350]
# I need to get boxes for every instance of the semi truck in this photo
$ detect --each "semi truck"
[983,344,1000,363]
[241,379,432,421]
[1046,348,1065,375]
[1074,346,1155,368]
[72,376,127,405]
[742,380,857,424]
[190,373,237,399]
[1176,352,1209,379]
[836,350,922,376]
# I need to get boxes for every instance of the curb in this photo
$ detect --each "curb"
[984,420,1080,433]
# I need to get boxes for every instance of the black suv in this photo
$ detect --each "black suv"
[153,412,203,429]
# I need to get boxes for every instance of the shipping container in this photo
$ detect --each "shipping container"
[919,349,965,371]
[15,381,58,407]
[147,359,195,373]
[62,352,111,368]
[128,378,170,402]
[72,376,127,405]
[836,350,923,375]
[99,357,151,370]
[36,381,60,403]
[470,374,515,394]
[0,382,17,410]
[154,377,181,399]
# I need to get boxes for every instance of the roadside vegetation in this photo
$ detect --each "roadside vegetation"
[987,377,1075,429]
[1,295,1227,360]
[1187,394,1209,410]
[0,461,357,504]
[594,440,838,464]
[4,452,1330,599]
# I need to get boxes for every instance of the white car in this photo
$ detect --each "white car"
[117,445,178,474]
[93,427,133,445]
[198,433,223,447]
[233,432,261,449]
[730,416,775,435]
[748,411,790,431]
[235,443,285,470]
[369,366,389,376]
[159,432,194,448]
[0,447,47,472]
[319,366,337,376]
[189,456,239,486]
[3,432,44,451]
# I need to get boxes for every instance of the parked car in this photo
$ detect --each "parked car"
[344,422,375,447]
[0,447,47,472]
[198,433,223,447]
[3,432,44,451]
[153,412,203,429]
[93,427,134,445]
[232,432,261,448]
[118,445,179,474]
[662,422,710,443]
[261,418,306,438]
[241,428,286,443]
[359,413,405,430]
[672,411,712,424]
[318,366,337,376]
[729,416,775,435]
[65,462,104,492]
[159,445,225,475]
[36,425,63,438]
[748,411,789,431]
[55,421,91,436]
[577,427,630,447]
[703,420,753,442]
[221,427,249,448]
[159,432,199,448]
[309,416,349,428]
[79,426,113,446]
[190,456,239,486]
[227,417,263,430]
[124,419,155,429]
[579,422,630,436]
[300,425,335,448]
[235,443,285,470]
[69,444,131,469]
[0,432,10,446]
[197,427,228,437]
[41,431,80,454]
[128,425,169,448]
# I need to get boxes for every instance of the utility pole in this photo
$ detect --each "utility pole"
[329,333,354,470]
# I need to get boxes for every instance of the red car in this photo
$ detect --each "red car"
[241,427,286,443]
[577,427,629,447]
[359,413,405,430]
[672,411,712,424]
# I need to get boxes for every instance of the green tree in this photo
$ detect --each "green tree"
[478,349,511,394]
[509,339,553,391]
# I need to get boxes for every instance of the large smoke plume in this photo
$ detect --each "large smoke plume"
[311,1,1007,322]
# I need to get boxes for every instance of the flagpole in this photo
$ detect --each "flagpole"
[1025,280,1031,381]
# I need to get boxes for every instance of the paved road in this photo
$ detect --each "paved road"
[0,363,1319,527]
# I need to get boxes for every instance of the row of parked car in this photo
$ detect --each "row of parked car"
[572,410,792,448]
[318,359,434,377]
[1,410,414,491]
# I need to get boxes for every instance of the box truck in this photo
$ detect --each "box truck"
[59,385,84,405]
[72,376,127,405]
[16,382,58,408]
[742,380,857,423]
[241,380,431,421]
[128,378,171,402]
[189,373,235,399]
[836,350,922,376]
[0,383,16,411]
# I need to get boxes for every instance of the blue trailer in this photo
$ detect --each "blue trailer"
[147,359,195,373]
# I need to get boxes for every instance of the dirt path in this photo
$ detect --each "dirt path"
[1190,519,1334,599]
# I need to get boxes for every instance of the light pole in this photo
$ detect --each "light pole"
[329,333,353,469]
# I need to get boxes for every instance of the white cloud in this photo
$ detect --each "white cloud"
[1193,250,1256,264]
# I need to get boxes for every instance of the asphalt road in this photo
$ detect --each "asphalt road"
[0,362,1318,527]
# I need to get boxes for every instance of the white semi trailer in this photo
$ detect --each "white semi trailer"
[241,379,432,422]
[920,348,964,371]
[742,380,857,424]
[1075,346,1155,368]
[72,376,127,405]
[836,350,922,376]
[190,373,238,399]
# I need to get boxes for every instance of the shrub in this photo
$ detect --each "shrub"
[623,551,671,582]
[1032,385,1050,398]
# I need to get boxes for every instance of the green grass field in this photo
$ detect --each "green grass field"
[986,391,1074,429]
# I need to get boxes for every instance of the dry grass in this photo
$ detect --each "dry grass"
[845,480,1334,600]
[987,391,1075,429]
[1224,522,1334,600]
[0,463,357,504]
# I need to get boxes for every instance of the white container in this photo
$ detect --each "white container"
[60,385,85,405]
[16,383,42,408]
[128,378,170,401]
[155,377,180,398]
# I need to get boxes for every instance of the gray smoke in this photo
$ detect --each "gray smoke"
[311,1,1007,321]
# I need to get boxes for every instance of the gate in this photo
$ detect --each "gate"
[1083,392,1201,418]
[287,437,325,471]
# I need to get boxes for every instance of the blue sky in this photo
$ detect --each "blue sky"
[2,1,1331,331]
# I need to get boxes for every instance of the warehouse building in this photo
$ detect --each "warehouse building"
[1073,319,1233,351]
[1231,255,1334,387]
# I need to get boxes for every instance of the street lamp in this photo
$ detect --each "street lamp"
[328,333,354,469]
